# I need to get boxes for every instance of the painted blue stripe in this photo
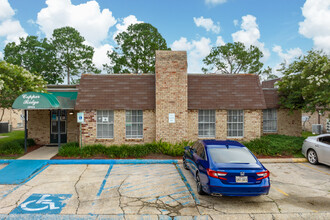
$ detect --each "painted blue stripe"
[0,159,179,165]
[97,164,113,197]
[175,164,200,205]
[0,165,49,200]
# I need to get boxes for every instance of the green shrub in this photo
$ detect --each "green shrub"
[0,138,36,155]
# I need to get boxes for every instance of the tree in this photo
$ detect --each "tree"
[104,23,170,74]
[202,42,270,75]
[4,36,61,84]
[52,26,100,84]
[277,50,330,115]
[0,61,46,121]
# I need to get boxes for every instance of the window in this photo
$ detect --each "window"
[97,110,114,138]
[198,110,216,138]
[208,147,256,164]
[126,110,143,139]
[227,110,244,137]
[263,109,277,133]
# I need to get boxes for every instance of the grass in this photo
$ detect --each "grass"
[301,131,317,139]
[0,130,35,157]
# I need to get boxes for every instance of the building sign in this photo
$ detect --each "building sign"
[11,194,72,214]
[102,116,108,122]
[169,113,175,123]
[22,94,40,109]
[77,112,84,123]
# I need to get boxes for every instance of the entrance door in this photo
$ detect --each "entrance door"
[50,110,67,143]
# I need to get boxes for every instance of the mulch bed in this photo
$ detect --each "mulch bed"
[51,153,182,160]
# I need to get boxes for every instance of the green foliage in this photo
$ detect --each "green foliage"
[4,36,60,84]
[0,61,46,120]
[52,26,100,84]
[277,50,330,115]
[104,23,170,74]
[243,134,305,157]
[202,42,270,75]
[0,137,35,156]
[58,140,189,158]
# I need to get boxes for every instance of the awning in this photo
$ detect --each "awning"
[12,91,77,110]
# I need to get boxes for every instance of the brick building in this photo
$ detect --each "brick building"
[14,51,301,146]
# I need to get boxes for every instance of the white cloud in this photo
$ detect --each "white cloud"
[272,45,303,64]
[113,15,143,39]
[0,51,3,60]
[0,0,14,21]
[216,36,225,46]
[0,0,27,44]
[299,0,330,52]
[171,37,212,73]
[36,0,116,46]
[233,19,239,26]
[205,0,227,6]
[93,44,113,70]
[232,14,270,61]
[193,16,220,34]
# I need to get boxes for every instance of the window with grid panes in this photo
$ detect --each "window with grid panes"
[96,110,114,138]
[198,110,216,138]
[227,110,244,137]
[126,110,143,139]
[263,109,277,132]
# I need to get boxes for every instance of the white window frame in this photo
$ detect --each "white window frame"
[198,110,216,138]
[263,109,277,133]
[227,110,244,138]
[126,110,143,139]
[96,110,114,139]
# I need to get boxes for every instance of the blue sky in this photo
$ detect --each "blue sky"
[0,0,329,75]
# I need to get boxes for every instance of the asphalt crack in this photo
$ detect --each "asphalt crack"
[74,164,88,214]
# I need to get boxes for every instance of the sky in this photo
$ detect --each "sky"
[0,0,329,76]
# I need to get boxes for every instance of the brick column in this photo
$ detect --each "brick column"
[155,51,188,143]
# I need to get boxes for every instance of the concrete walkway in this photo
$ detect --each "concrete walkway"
[18,146,58,160]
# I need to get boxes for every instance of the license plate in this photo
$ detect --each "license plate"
[236,176,248,183]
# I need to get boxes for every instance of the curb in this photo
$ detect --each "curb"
[258,158,308,163]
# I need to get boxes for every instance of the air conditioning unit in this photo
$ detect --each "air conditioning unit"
[312,124,323,134]
[326,119,330,133]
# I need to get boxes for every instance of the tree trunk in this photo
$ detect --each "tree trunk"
[67,66,70,85]
[0,109,5,122]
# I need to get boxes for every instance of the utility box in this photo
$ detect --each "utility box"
[0,122,9,134]
[312,124,323,134]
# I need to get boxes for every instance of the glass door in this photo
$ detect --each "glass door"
[50,110,67,143]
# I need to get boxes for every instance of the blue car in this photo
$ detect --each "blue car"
[183,140,270,196]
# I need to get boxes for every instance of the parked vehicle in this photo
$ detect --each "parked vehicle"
[183,140,270,196]
[302,134,330,166]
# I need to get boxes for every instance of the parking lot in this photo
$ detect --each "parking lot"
[0,161,329,219]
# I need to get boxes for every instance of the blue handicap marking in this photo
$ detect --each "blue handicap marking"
[11,193,72,214]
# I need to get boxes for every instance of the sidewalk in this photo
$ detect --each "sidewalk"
[18,146,58,160]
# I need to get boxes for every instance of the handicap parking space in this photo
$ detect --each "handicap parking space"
[0,161,329,219]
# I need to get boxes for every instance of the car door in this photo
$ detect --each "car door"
[317,136,330,165]
[194,143,209,186]
[186,141,199,175]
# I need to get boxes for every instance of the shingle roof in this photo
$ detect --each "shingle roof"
[261,79,281,108]
[75,74,155,110]
[188,74,267,110]
[75,73,268,110]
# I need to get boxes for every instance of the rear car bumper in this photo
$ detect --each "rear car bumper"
[207,177,270,196]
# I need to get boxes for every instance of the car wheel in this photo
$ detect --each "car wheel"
[183,156,189,170]
[307,149,319,165]
[196,173,206,195]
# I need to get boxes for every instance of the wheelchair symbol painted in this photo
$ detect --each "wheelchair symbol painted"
[11,193,72,214]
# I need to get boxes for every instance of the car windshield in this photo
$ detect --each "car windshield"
[208,146,257,164]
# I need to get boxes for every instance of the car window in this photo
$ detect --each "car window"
[207,146,257,163]
[319,136,330,145]
[191,141,199,151]
[196,143,205,159]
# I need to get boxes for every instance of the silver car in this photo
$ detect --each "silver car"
[302,134,330,166]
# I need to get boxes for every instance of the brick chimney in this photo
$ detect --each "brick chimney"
[155,51,188,143]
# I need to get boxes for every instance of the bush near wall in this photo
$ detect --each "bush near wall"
[0,138,35,155]
[58,140,191,158]
[58,134,306,158]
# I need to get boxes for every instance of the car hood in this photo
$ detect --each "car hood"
[210,162,263,170]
